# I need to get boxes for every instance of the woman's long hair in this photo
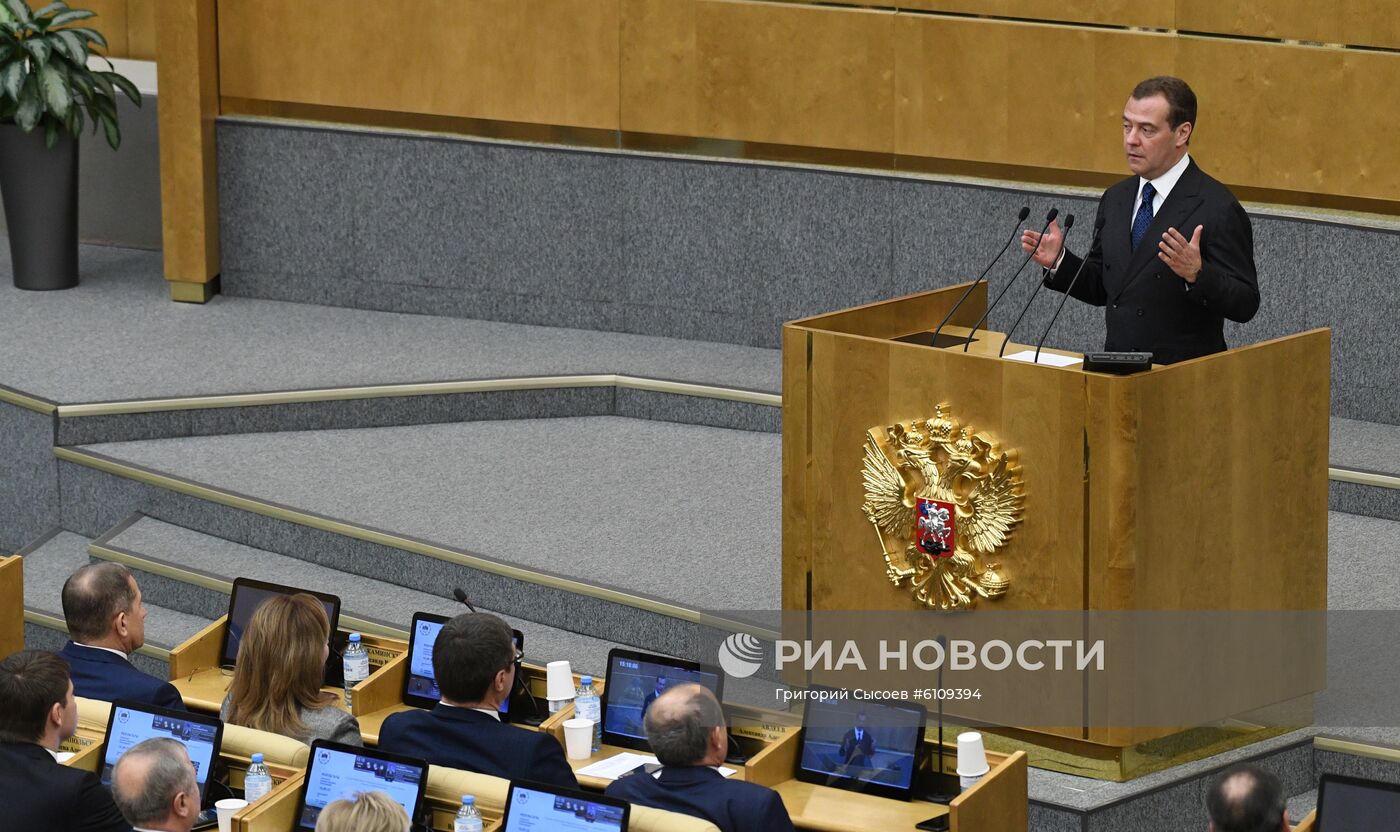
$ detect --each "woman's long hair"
[226,592,337,740]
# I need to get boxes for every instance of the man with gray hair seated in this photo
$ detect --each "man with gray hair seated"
[111,737,201,832]
[605,683,794,832]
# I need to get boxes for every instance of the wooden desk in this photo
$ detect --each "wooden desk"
[0,555,23,659]
[774,780,947,831]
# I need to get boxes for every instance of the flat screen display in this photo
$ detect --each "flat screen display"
[100,701,223,805]
[599,648,722,752]
[402,611,520,717]
[1318,773,1400,831]
[295,741,427,831]
[220,578,342,686]
[502,780,629,832]
[796,688,926,801]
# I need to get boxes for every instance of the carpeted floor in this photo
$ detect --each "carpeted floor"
[0,243,779,404]
[80,416,782,611]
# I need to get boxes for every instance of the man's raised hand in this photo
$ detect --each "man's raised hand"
[1021,218,1064,269]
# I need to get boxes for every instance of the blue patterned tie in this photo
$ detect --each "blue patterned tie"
[1130,182,1156,251]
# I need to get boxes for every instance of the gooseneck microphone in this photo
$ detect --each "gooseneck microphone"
[999,213,1074,357]
[962,208,1059,351]
[1036,212,1107,364]
[929,206,1030,348]
[452,587,477,613]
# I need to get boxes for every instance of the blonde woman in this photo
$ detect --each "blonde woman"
[315,790,410,832]
[221,593,363,746]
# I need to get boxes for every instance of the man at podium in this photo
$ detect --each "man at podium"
[1021,76,1260,365]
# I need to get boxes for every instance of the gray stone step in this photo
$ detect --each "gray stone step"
[90,513,619,675]
[17,528,213,678]
[1330,418,1400,522]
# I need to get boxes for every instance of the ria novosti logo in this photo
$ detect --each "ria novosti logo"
[717,633,765,679]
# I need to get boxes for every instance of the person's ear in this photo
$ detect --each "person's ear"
[1177,121,1192,147]
[47,700,64,730]
[114,608,128,637]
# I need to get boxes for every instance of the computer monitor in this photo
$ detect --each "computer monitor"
[402,611,523,720]
[100,700,224,807]
[599,647,723,753]
[795,687,927,801]
[1317,772,1400,830]
[220,577,343,686]
[294,740,428,831]
[502,779,630,832]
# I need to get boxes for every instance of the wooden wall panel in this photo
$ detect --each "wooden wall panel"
[1179,37,1400,202]
[126,0,157,60]
[898,0,1172,30]
[621,0,896,151]
[217,0,621,130]
[1178,0,1400,51]
[81,0,128,55]
[896,17,1175,175]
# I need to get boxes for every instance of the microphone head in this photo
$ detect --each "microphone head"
[1016,206,1030,221]
[1062,213,1076,231]
[452,587,470,606]
[1045,207,1059,222]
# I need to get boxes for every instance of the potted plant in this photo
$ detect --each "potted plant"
[0,0,140,290]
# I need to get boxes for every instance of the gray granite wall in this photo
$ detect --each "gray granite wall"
[0,401,58,553]
[217,119,1398,424]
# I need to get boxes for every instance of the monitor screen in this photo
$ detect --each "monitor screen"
[502,781,628,832]
[403,612,519,716]
[797,690,926,800]
[297,743,427,831]
[221,578,341,669]
[101,702,222,805]
[600,649,722,750]
[1318,773,1400,831]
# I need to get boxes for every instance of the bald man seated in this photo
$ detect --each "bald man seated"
[605,684,795,832]
[111,738,201,832]
[1205,763,1289,832]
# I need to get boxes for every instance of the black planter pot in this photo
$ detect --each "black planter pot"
[0,123,79,290]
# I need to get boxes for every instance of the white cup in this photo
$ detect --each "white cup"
[215,798,249,832]
[563,717,594,759]
[546,660,575,710]
[955,731,990,790]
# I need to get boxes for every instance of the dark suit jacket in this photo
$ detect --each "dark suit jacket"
[0,741,132,832]
[606,765,795,832]
[838,727,876,766]
[60,641,186,712]
[377,704,577,789]
[1045,159,1259,365]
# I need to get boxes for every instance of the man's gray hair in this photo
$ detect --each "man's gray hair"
[112,737,196,827]
[643,684,725,766]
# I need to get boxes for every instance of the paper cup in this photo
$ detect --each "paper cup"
[215,798,248,832]
[546,660,575,710]
[563,717,594,759]
[955,731,990,784]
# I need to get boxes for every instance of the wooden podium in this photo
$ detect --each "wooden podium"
[782,283,1329,753]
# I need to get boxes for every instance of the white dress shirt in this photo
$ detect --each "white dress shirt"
[70,641,131,661]
[1132,152,1192,223]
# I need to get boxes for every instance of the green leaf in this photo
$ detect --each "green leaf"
[0,41,15,64]
[88,67,112,98]
[15,75,40,131]
[65,25,104,48]
[37,60,67,117]
[98,107,119,148]
[0,58,22,100]
[47,9,93,28]
[34,2,69,17]
[22,35,51,66]
[2,0,32,26]
[89,88,115,121]
[103,70,138,105]
[44,116,58,148]
[51,28,85,63]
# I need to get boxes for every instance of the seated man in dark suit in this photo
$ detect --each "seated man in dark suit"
[0,649,131,832]
[377,612,576,789]
[60,563,185,711]
[605,684,794,832]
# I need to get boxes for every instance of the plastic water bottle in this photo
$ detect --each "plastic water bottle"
[575,676,602,753]
[453,795,483,832]
[343,633,369,706]
[244,753,272,803]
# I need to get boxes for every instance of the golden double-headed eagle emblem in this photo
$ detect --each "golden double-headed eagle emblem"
[861,404,1025,611]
